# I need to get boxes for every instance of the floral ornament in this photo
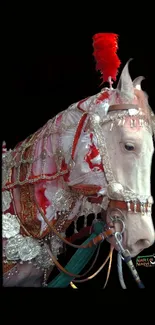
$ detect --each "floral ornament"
[5,234,41,261]
[5,234,25,260]
[18,237,41,261]
[3,212,41,262]
[3,213,20,239]
[3,211,64,265]
[2,191,12,212]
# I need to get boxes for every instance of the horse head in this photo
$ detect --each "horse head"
[87,60,155,257]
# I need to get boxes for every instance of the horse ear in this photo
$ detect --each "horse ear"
[133,76,145,90]
[116,59,134,100]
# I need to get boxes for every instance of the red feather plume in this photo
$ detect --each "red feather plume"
[92,33,121,83]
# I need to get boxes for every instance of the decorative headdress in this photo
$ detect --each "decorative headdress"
[92,33,138,103]
[92,32,155,133]
[92,33,121,86]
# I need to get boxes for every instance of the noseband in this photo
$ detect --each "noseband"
[109,199,153,214]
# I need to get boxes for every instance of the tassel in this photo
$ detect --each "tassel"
[74,220,78,233]
[94,212,98,221]
[70,281,78,289]
[2,141,7,153]
[2,141,7,157]
[84,214,87,228]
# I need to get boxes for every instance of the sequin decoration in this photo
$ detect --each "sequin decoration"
[53,189,75,212]
[3,213,20,239]
[128,108,139,116]
[90,113,114,183]
[34,244,54,269]
[2,191,12,212]
[50,235,64,256]
[2,150,13,187]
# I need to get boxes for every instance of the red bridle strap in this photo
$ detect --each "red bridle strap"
[109,200,146,213]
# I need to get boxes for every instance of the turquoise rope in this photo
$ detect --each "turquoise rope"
[48,221,104,288]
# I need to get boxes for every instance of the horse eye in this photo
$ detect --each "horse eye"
[125,143,135,151]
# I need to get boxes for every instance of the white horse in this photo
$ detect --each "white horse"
[2,61,155,287]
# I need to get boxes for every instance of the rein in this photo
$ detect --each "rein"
[71,246,114,285]
[34,196,114,249]
[34,195,145,288]
[33,195,115,282]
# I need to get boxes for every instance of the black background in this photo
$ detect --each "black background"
[2,6,155,293]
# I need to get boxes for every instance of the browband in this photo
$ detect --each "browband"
[108,104,138,112]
